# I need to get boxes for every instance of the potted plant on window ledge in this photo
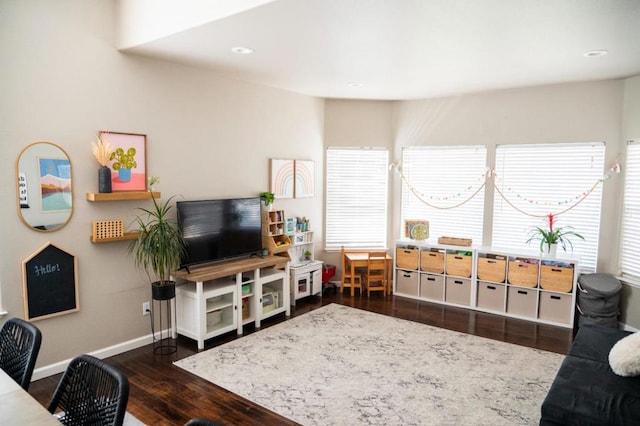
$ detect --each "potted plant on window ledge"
[526,213,584,256]
[129,177,186,301]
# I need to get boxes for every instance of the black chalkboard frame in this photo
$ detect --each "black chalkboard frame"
[22,241,79,321]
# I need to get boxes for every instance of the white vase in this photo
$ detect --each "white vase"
[547,243,558,257]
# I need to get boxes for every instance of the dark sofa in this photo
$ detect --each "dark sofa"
[540,324,640,425]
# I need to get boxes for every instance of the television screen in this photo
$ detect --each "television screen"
[177,197,262,269]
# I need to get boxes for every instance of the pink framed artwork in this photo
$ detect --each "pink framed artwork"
[270,159,294,199]
[100,131,147,191]
[294,160,314,198]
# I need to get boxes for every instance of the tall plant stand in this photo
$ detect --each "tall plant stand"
[151,283,177,355]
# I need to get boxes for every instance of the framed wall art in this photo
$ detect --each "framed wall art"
[38,157,72,212]
[100,131,147,191]
[270,158,294,199]
[294,160,315,198]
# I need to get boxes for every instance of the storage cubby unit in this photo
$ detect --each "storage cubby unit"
[394,242,578,328]
[289,231,315,266]
[173,256,290,350]
[239,271,257,326]
[262,209,291,254]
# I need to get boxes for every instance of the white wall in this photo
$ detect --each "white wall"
[618,75,640,328]
[0,0,324,368]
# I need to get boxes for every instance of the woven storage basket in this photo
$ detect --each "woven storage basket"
[477,257,506,283]
[92,220,124,241]
[507,261,539,288]
[540,265,574,292]
[420,250,444,273]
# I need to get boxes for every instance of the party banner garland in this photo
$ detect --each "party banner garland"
[391,163,621,218]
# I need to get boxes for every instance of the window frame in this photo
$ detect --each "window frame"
[325,147,389,250]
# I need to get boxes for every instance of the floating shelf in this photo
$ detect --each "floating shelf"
[90,232,140,243]
[86,191,160,202]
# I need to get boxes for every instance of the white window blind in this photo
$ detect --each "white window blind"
[620,140,640,280]
[326,148,389,250]
[400,146,487,244]
[493,142,605,271]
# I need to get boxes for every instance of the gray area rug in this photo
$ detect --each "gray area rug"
[124,412,146,426]
[175,304,564,425]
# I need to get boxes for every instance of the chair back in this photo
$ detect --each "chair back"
[365,251,388,296]
[340,245,347,275]
[48,354,129,426]
[0,317,42,391]
[367,251,388,282]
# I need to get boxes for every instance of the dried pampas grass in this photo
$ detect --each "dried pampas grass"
[91,134,114,166]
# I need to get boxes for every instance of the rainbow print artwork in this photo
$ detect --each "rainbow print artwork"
[270,159,294,198]
[295,160,314,198]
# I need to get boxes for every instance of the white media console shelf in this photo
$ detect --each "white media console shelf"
[394,241,579,329]
[173,256,290,350]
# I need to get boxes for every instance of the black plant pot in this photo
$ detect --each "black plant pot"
[98,166,112,193]
[151,281,176,300]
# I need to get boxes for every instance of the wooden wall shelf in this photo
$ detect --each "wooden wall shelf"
[90,232,139,243]
[86,191,160,202]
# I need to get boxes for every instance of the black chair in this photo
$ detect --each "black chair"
[48,354,129,426]
[185,418,224,426]
[0,317,42,391]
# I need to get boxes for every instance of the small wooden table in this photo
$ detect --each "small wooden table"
[344,252,393,297]
[0,369,60,424]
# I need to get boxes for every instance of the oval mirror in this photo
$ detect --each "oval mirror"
[16,141,73,232]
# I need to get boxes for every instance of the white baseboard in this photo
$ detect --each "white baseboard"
[32,333,157,381]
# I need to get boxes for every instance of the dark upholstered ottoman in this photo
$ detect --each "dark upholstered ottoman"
[540,325,640,425]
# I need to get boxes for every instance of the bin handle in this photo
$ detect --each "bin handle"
[576,304,585,315]
[577,281,589,294]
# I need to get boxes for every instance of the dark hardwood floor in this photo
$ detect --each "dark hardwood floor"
[28,291,574,425]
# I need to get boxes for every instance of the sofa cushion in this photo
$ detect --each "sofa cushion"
[568,324,631,362]
[609,331,640,377]
[540,325,640,426]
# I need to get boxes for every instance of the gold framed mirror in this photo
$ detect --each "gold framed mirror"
[16,141,73,232]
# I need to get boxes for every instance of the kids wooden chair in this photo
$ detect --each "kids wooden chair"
[341,246,362,296]
[364,251,389,297]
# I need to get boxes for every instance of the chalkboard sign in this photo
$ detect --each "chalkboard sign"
[22,242,79,321]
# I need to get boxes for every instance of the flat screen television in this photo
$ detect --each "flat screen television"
[176,197,262,270]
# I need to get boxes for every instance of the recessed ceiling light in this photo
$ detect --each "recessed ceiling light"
[231,46,254,55]
[584,50,608,58]
[347,81,364,88]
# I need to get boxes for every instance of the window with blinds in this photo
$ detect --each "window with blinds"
[325,148,389,250]
[400,146,487,245]
[620,140,640,280]
[492,142,605,271]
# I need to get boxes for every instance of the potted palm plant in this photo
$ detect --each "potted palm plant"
[129,177,185,300]
[526,213,584,255]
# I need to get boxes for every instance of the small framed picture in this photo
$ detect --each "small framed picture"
[100,131,147,191]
